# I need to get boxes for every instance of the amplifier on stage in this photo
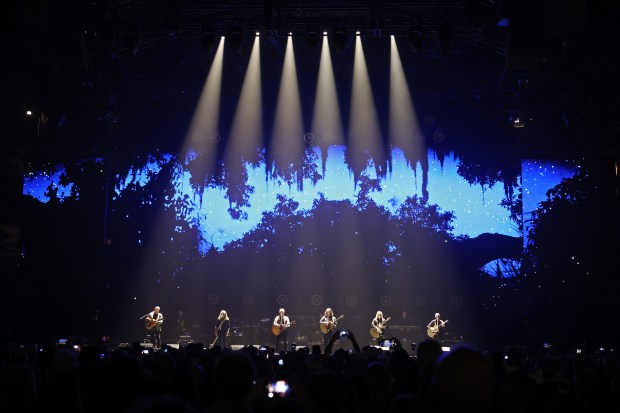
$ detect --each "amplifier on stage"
[179,335,193,346]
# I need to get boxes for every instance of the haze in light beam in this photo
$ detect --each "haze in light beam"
[226,36,263,169]
[181,37,225,179]
[333,36,383,297]
[348,35,385,182]
[269,36,305,185]
[294,35,347,292]
[127,37,226,323]
[389,36,424,160]
[312,36,345,151]
[390,36,429,201]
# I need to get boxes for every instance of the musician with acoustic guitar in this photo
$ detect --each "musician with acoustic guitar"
[426,312,448,339]
[272,308,292,353]
[319,308,344,351]
[145,306,164,350]
[370,311,391,341]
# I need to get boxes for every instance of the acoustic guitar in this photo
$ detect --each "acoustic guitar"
[145,317,163,331]
[320,315,344,334]
[369,317,391,338]
[426,320,448,338]
[272,320,296,336]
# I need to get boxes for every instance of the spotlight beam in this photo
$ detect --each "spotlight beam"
[269,36,304,186]
[225,35,263,169]
[312,35,345,175]
[389,35,423,158]
[121,37,226,339]
[389,35,428,201]
[348,35,385,183]
[180,37,225,184]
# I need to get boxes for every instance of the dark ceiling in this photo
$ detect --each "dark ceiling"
[2,0,619,161]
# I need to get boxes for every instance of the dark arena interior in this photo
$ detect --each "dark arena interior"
[1,1,619,412]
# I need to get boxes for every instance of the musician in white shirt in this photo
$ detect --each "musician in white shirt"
[273,308,291,353]
[427,312,447,339]
[146,306,164,349]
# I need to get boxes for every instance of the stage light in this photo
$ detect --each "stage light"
[332,28,347,52]
[223,28,262,192]
[26,110,32,116]
[305,29,319,49]
[432,129,446,142]
[227,29,243,52]
[209,133,222,144]
[408,29,423,53]
[356,31,360,36]
[255,32,260,36]
[312,30,345,148]
[201,30,216,53]
[349,28,384,197]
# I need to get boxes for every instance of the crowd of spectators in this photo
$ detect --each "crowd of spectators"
[1,329,618,413]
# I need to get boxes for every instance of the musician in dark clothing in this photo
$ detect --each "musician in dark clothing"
[177,310,186,338]
[371,310,390,342]
[215,310,230,349]
[146,306,164,350]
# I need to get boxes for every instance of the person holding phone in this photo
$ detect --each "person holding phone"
[273,308,291,353]
[324,329,361,356]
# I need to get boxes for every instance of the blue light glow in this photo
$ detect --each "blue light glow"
[24,167,75,203]
[114,153,174,199]
[481,258,521,278]
[24,146,523,254]
[522,159,579,246]
[164,146,517,252]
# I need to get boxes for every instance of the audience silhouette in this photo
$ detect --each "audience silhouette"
[0,336,617,413]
